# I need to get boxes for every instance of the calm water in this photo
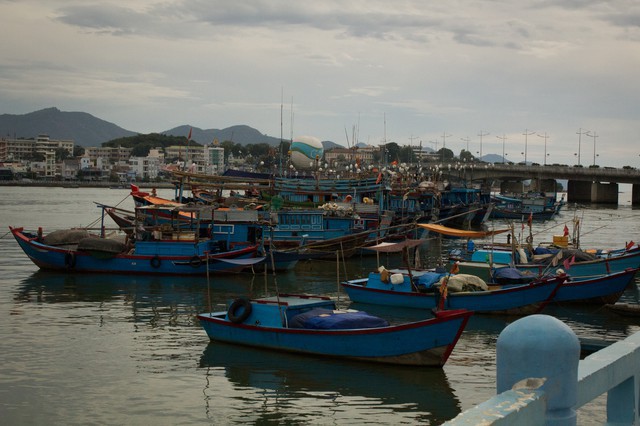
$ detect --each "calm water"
[1,186,639,425]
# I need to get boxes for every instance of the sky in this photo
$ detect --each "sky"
[1,0,640,167]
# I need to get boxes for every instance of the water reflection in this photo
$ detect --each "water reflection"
[198,341,461,425]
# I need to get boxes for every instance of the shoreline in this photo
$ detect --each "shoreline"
[0,180,174,189]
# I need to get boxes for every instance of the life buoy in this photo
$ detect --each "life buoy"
[526,236,533,244]
[189,256,202,268]
[227,298,252,323]
[64,251,76,269]
[150,255,162,268]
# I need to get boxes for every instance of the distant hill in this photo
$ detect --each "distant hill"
[0,107,344,149]
[0,107,137,147]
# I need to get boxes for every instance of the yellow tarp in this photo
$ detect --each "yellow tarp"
[418,223,510,238]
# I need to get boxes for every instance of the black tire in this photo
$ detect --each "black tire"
[150,255,162,268]
[64,251,76,269]
[227,298,252,324]
[189,256,202,268]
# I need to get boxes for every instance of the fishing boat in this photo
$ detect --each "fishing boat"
[491,266,639,304]
[421,222,640,281]
[10,223,263,276]
[197,293,472,367]
[489,192,563,221]
[551,267,638,304]
[340,239,566,315]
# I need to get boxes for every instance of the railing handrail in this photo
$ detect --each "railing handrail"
[444,315,640,425]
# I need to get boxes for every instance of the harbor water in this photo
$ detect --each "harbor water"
[1,186,639,425]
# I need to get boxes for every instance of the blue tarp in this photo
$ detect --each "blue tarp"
[290,308,389,329]
[415,272,447,289]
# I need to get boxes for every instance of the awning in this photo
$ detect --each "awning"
[364,239,424,253]
[418,223,510,238]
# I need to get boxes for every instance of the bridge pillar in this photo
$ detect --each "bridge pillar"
[567,180,592,203]
[534,178,558,193]
[591,182,618,204]
[633,184,640,205]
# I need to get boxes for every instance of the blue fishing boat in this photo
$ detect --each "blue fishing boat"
[491,266,639,304]
[489,192,563,221]
[10,225,262,275]
[340,239,565,315]
[197,293,472,367]
[456,245,640,281]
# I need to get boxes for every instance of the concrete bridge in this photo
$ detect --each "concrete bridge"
[443,163,640,204]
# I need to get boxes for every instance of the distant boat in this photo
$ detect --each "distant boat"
[197,293,472,367]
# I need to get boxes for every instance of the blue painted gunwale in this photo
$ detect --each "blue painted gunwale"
[341,272,565,314]
[197,294,473,366]
[552,267,639,303]
[10,227,260,275]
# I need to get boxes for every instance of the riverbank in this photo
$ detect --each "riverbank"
[0,180,174,189]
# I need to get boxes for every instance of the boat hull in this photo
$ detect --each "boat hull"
[197,308,472,367]
[11,227,260,275]
[552,268,638,304]
[342,275,564,315]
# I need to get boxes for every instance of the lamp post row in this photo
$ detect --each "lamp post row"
[424,129,598,166]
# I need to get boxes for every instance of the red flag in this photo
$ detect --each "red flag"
[527,212,533,227]
[563,225,569,237]
[626,241,635,250]
[186,127,192,142]
[562,255,575,271]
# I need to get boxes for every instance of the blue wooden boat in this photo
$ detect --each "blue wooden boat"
[197,294,472,367]
[456,246,640,281]
[491,266,639,304]
[342,270,565,315]
[489,192,563,221]
[10,226,262,275]
[552,267,638,304]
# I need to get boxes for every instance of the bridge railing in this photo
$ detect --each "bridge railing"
[443,314,640,425]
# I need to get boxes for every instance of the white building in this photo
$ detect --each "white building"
[129,156,161,180]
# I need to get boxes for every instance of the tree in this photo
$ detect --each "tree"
[436,147,455,162]
[54,147,70,162]
[73,145,85,157]
[459,149,475,162]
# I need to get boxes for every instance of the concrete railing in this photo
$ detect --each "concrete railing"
[444,315,640,425]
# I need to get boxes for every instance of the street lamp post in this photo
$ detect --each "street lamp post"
[497,134,508,164]
[523,129,534,165]
[478,131,489,161]
[442,132,452,162]
[576,128,589,166]
[586,131,599,166]
[537,132,549,165]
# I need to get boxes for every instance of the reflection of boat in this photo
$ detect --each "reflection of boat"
[605,302,640,317]
[198,341,461,424]
[197,294,472,366]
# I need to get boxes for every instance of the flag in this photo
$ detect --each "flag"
[451,261,460,275]
[563,225,569,237]
[551,251,563,267]
[626,241,635,250]
[562,255,576,271]
[186,127,192,142]
[527,212,533,227]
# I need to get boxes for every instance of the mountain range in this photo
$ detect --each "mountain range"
[0,108,511,162]
[0,107,344,150]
